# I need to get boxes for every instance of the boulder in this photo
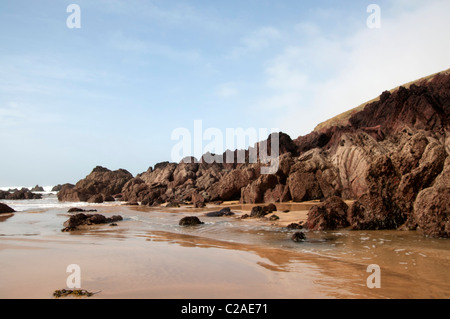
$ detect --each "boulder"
[204,207,234,217]
[286,223,304,230]
[61,213,123,232]
[291,232,306,242]
[250,206,268,218]
[191,191,206,208]
[179,216,204,226]
[305,196,350,231]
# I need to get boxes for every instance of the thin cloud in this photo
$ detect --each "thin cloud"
[228,26,282,59]
[215,82,239,98]
[261,0,450,137]
[108,32,202,63]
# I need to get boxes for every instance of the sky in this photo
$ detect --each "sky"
[1,0,449,186]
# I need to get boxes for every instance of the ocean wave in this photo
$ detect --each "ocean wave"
[0,193,125,212]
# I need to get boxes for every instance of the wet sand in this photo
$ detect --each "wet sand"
[0,201,449,299]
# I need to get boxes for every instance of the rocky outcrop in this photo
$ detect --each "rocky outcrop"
[191,191,206,208]
[0,188,42,200]
[305,196,350,231]
[208,167,258,201]
[52,184,74,192]
[57,69,450,237]
[287,149,343,202]
[31,185,44,192]
[61,213,123,232]
[240,174,279,204]
[412,157,450,238]
[58,166,133,202]
[0,203,15,214]
[348,155,404,230]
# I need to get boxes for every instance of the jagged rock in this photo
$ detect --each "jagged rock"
[31,185,44,192]
[53,69,450,239]
[395,141,446,217]
[305,196,350,231]
[52,184,74,192]
[209,168,258,201]
[58,166,133,202]
[348,155,404,230]
[6,188,42,200]
[412,157,450,238]
[263,184,291,203]
[287,149,342,202]
[191,191,206,208]
[240,174,279,204]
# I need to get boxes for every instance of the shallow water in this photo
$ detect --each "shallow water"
[0,197,449,299]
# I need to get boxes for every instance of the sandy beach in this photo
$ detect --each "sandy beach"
[1,199,449,299]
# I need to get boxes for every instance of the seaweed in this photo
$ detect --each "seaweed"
[53,289,100,298]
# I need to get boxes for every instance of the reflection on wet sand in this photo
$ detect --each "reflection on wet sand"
[139,230,437,299]
[0,204,449,299]
[0,213,14,222]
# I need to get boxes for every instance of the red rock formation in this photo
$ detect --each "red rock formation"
[58,69,450,237]
[58,166,133,202]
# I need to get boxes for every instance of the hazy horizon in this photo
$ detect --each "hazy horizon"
[1,0,450,186]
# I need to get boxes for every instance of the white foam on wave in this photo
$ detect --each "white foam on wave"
[0,193,125,212]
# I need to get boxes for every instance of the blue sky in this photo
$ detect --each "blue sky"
[1,0,449,186]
